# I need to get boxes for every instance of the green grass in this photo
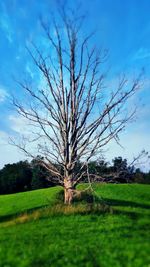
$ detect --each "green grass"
[0,184,150,267]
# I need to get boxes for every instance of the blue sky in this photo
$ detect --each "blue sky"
[0,0,150,170]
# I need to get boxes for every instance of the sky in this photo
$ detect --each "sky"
[0,0,150,170]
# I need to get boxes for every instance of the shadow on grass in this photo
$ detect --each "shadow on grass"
[103,198,150,210]
[55,189,150,211]
[0,189,149,225]
[0,205,49,223]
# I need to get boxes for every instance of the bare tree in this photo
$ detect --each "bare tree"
[12,8,142,204]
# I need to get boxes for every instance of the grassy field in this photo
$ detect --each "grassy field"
[0,184,150,267]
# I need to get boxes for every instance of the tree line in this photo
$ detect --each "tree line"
[0,156,149,195]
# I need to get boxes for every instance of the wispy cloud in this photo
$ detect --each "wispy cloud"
[133,47,150,61]
[0,3,14,43]
[9,114,30,135]
[0,130,9,144]
[0,87,9,103]
[25,64,35,79]
[105,129,150,171]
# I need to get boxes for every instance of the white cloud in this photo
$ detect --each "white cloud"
[0,115,39,169]
[8,114,32,136]
[0,131,25,169]
[0,119,149,171]
[0,130,9,144]
[105,129,150,171]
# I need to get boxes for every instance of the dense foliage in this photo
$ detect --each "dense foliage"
[0,157,149,194]
[0,159,54,195]
[0,161,32,194]
[88,157,150,184]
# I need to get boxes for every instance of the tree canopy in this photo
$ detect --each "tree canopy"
[12,6,143,203]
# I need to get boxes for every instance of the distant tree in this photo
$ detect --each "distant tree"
[0,161,32,194]
[111,157,134,182]
[97,160,109,174]
[31,156,55,189]
[31,165,47,190]
[134,168,150,184]
[12,6,142,203]
[88,160,108,176]
[133,168,143,183]
[112,157,128,172]
[144,171,150,184]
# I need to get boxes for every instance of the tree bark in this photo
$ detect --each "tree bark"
[64,178,74,204]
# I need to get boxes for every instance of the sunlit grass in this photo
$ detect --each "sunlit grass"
[0,184,150,267]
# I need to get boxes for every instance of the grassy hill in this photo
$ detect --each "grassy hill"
[0,184,150,267]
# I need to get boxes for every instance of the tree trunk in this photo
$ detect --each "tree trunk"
[64,178,74,204]
[64,188,74,204]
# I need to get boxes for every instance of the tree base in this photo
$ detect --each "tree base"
[64,188,74,204]
[64,187,83,204]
